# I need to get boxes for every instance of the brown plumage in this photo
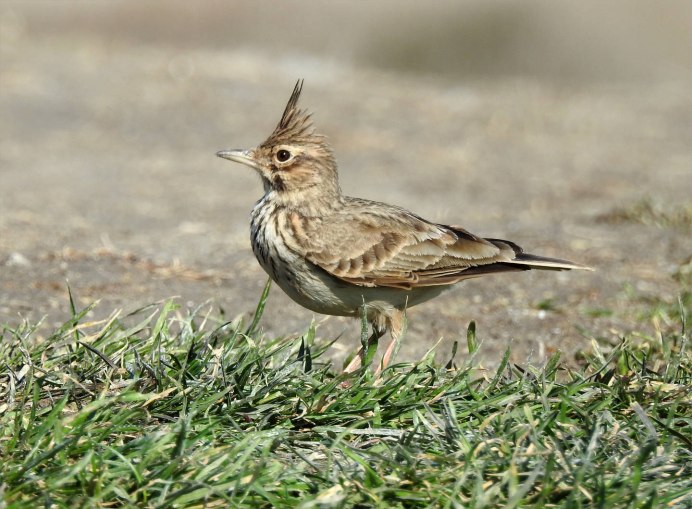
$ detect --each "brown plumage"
[217,80,591,372]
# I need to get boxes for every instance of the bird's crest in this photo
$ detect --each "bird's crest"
[262,80,319,147]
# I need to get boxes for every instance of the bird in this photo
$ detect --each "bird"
[217,80,591,373]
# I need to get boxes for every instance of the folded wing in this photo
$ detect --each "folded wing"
[284,199,589,290]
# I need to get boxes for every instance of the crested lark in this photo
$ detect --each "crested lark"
[217,81,590,372]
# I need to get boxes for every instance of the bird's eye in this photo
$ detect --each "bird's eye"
[276,149,291,162]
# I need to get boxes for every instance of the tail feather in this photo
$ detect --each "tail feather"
[510,252,592,271]
[487,237,593,271]
[424,250,591,286]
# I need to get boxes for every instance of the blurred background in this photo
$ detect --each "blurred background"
[1,1,690,366]
[9,1,692,82]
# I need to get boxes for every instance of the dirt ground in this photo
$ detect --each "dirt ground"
[1,2,690,368]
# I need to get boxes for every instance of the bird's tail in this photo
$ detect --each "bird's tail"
[487,238,593,271]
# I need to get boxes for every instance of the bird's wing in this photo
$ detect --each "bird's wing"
[286,200,537,290]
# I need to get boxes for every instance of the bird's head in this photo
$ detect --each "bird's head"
[217,80,340,201]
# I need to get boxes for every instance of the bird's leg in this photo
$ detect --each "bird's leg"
[378,335,399,375]
[343,325,385,373]
[375,310,407,377]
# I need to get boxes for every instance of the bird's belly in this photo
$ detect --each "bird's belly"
[255,247,358,316]
[251,210,361,316]
[254,244,450,317]
[250,207,452,318]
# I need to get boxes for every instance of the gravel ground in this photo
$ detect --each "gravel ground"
[1,2,690,368]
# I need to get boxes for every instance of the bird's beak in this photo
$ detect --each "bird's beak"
[216,149,259,170]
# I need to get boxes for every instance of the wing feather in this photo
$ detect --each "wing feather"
[288,198,588,289]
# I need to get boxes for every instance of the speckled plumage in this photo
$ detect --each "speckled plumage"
[217,80,590,372]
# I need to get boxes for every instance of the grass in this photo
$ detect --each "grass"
[597,198,692,231]
[1,283,691,508]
